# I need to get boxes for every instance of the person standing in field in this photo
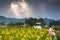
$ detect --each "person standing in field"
[49,25,56,36]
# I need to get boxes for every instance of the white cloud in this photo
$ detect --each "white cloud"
[9,0,32,18]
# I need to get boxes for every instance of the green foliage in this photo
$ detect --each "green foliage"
[15,22,24,26]
[49,20,60,28]
[7,23,15,26]
[25,18,37,26]
[0,22,5,25]
[38,18,46,26]
[7,22,24,26]
[25,18,46,26]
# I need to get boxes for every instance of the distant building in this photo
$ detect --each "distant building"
[34,22,41,28]
[23,23,30,27]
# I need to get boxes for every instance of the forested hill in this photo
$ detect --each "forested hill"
[0,16,54,23]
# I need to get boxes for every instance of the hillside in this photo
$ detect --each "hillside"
[0,16,54,24]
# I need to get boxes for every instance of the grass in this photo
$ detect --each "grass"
[0,26,60,40]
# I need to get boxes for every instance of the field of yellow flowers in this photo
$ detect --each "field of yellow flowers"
[0,26,60,40]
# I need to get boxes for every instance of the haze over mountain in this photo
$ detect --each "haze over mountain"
[0,16,26,23]
[0,16,55,24]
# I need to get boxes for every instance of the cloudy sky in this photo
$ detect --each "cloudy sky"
[0,0,60,20]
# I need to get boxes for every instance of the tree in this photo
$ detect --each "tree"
[25,18,37,26]
[7,23,15,26]
[49,20,60,28]
[0,22,5,25]
[15,22,24,26]
[33,18,37,25]
[38,18,46,26]
[25,18,46,26]
[49,20,57,26]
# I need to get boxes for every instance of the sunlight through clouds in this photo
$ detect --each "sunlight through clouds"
[9,0,32,18]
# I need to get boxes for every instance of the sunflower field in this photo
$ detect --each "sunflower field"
[0,26,60,40]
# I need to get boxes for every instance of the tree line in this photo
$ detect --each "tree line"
[0,17,60,28]
[25,17,45,26]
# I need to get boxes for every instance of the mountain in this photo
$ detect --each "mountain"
[0,16,26,23]
[0,16,54,24]
[43,18,54,25]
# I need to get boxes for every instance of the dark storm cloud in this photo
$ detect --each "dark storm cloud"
[0,0,60,19]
